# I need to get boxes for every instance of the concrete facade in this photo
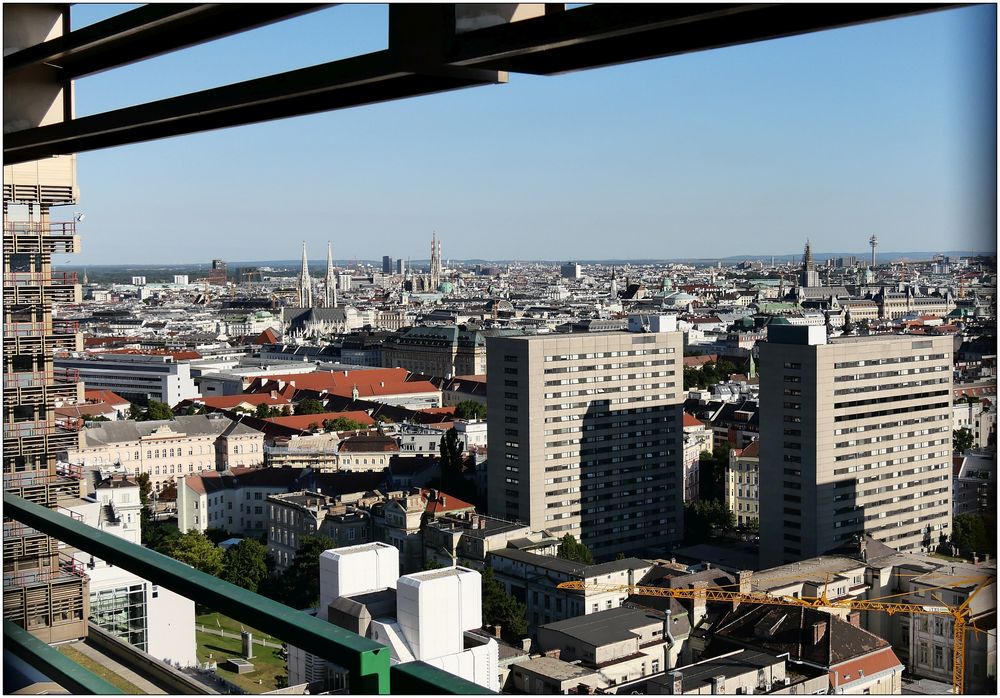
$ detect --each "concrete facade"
[487,322,685,558]
[759,328,953,567]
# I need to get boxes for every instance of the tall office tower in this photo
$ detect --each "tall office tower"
[324,241,337,308]
[487,315,685,559]
[758,325,953,568]
[297,241,313,307]
[799,240,820,287]
[560,262,582,280]
[396,258,407,275]
[382,255,395,274]
[3,188,89,637]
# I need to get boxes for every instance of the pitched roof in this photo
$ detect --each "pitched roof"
[422,488,475,516]
[263,411,376,431]
[338,434,398,453]
[682,412,705,429]
[255,328,279,344]
[194,394,291,409]
[736,440,760,458]
[84,389,130,406]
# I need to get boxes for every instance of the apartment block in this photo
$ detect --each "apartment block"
[759,326,953,567]
[487,317,685,558]
[725,440,760,528]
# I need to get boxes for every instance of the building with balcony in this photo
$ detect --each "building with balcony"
[3,7,88,643]
[726,440,760,528]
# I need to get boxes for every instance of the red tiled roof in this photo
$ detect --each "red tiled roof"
[683,354,718,368]
[55,403,117,419]
[252,368,439,399]
[682,412,705,428]
[255,328,279,344]
[195,394,291,409]
[84,389,130,406]
[338,434,398,453]
[263,411,376,430]
[422,488,475,516]
[830,648,902,688]
[738,440,760,458]
[419,407,456,415]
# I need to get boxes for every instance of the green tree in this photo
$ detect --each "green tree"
[454,400,487,420]
[136,473,153,542]
[295,399,326,416]
[256,403,272,419]
[88,414,111,422]
[438,427,476,504]
[163,530,224,576]
[221,539,269,593]
[953,428,974,454]
[146,523,182,554]
[556,534,594,565]
[951,513,996,557]
[146,400,174,421]
[283,535,336,608]
[481,567,527,636]
[323,417,366,432]
[128,403,144,420]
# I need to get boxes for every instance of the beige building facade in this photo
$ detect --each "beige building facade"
[759,326,953,567]
[66,415,264,492]
[726,440,760,527]
[487,320,685,558]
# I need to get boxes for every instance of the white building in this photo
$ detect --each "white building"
[64,473,196,667]
[288,542,499,692]
[55,352,199,406]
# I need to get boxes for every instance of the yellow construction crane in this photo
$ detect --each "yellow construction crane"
[557,575,993,694]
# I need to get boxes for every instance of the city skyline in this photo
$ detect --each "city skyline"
[38,3,997,265]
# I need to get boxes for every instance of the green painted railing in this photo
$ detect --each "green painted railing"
[4,619,123,694]
[3,492,493,694]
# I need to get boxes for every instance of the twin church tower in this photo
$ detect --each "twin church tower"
[295,232,444,307]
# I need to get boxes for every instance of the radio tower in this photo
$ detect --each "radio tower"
[869,234,878,267]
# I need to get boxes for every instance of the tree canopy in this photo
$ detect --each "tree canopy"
[454,400,487,420]
[162,530,223,576]
[481,567,528,636]
[323,416,367,432]
[146,400,175,421]
[953,428,974,455]
[951,513,996,557]
[295,399,327,416]
[280,535,336,608]
[683,499,737,545]
[683,359,739,390]
[556,534,594,565]
[221,539,270,593]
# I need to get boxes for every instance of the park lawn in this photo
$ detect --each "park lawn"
[196,629,287,693]
[196,611,281,643]
[57,644,145,694]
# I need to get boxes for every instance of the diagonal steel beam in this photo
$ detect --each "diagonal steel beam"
[4,4,331,79]
[3,51,504,164]
[449,3,962,75]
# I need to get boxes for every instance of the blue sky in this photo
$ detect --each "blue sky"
[63,4,996,264]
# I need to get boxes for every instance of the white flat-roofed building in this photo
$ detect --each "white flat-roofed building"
[56,352,198,406]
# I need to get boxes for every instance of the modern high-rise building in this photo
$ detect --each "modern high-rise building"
[207,258,228,286]
[560,262,582,280]
[3,170,89,639]
[758,325,953,568]
[486,315,685,559]
[382,255,395,274]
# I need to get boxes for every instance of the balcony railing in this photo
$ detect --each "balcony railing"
[3,221,77,236]
[5,272,79,286]
[3,492,494,695]
[3,320,79,337]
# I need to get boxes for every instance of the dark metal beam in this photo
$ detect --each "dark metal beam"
[449,3,962,75]
[3,51,504,164]
[4,4,331,79]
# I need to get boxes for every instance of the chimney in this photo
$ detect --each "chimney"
[544,649,561,660]
[439,495,446,507]
[736,570,753,610]
[692,581,708,626]
[812,620,827,645]
[711,675,727,694]
[847,610,861,628]
[667,671,684,695]
[492,624,502,638]
[704,562,711,570]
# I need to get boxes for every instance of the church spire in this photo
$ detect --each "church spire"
[325,241,337,307]
[298,241,312,307]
